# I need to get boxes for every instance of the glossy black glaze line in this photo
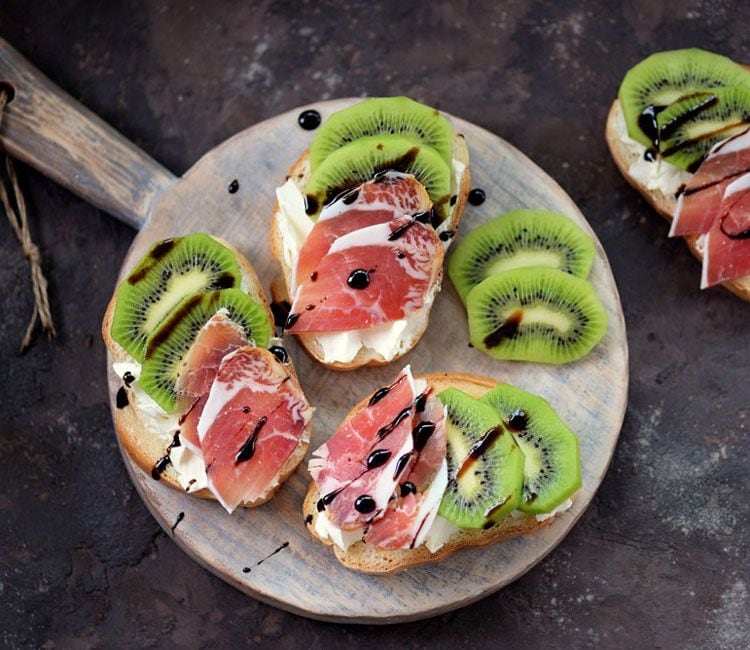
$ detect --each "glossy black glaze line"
[116,386,129,409]
[171,512,185,534]
[399,481,417,497]
[270,300,291,328]
[284,312,300,329]
[228,179,239,194]
[412,421,436,451]
[375,406,412,441]
[151,455,171,480]
[439,230,456,241]
[455,426,505,480]
[468,188,486,206]
[413,211,432,224]
[242,541,291,573]
[366,449,392,470]
[354,495,376,514]
[484,309,523,348]
[304,194,319,215]
[414,390,429,413]
[317,487,343,512]
[644,149,657,162]
[393,452,412,479]
[269,345,289,364]
[638,104,666,149]
[342,188,359,204]
[507,410,529,432]
[368,385,392,407]
[659,93,718,141]
[122,371,136,387]
[387,219,416,241]
[235,416,268,464]
[298,109,321,130]
[347,269,371,289]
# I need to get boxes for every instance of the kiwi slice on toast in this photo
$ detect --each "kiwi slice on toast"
[304,134,451,219]
[467,267,607,364]
[656,87,750,171]
[309,96,453,169]
[437,388,524,529]
[139,289,272,413]
[111,234,241,362]
[481,384,581,514]
[448,210,596,304]
[618,48,750,148]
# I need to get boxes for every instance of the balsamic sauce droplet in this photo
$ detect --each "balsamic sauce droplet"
[376,406,412,440]
[235,417,268,464]
[483,309,523,348]
[304,514,313,525]
[366,449,392,470]
[298,109,321,130]
[354,495,376,514]
[413,421,436,451]
[347,269,371,290]
[468,188,486,206]
[171,512,185,534]
[507,410,529,432]
[304,194,319,215]
[393,452,412,479]
[439,230,456,241]
[228,179,239,194]
[644,149,657,162]
[122,371,136,387]
[270,300,291,328]
[399,481,417,497]
[285,312,301,329]
[317,487,343,512]
[116,386,129,409]
[414,391,428,413]
[151,455,171,480]
[449,195,458,207]
[310,271,318,281]
[269,345,289,364]
[368,385,392,407]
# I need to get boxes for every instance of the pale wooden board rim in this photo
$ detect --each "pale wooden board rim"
[106,98,629,624]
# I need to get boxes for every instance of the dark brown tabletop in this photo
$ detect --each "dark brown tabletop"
[1,1,748,647]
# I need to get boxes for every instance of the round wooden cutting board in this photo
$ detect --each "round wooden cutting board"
[105,99,628,623]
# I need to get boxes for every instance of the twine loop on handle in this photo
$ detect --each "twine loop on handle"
[0,88,56,352]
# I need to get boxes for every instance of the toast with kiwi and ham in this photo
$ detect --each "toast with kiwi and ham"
[269,97,471,371]
[102,233,313,513]
[303,367,580,574]
[605,48,750,300]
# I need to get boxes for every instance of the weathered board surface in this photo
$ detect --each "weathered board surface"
[103,99,628,623]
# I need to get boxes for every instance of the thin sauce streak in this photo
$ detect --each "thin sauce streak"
[235,417,268,464]
[243,541,290,573]
[484,309,523,348]
[171,512,185,535]
[375,406,412,441]
[455,426,504,480]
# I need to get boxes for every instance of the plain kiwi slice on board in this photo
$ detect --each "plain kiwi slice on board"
[437,388,524,529]
[304,134,451,220]
[656,87,750,171]
[139,289,272,413]
[481,384,581,514]
[110,234,241,362]
[466,267,607,364]
[618,48,750,149]
[448,210,596,304]
[309,96,454,169]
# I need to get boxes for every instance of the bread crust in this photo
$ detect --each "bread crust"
[303,372,564,574]
[269,131,472,370]
[101,237,311,508]
[605,100,750,301]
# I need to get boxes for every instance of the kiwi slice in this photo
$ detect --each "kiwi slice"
[481,384,581,514]
[448,210,596,304]
[618,48,750,148]
[139,289,272,413]
[437,387,524,529]
[304,134,451,220]
[656,87,750,171]
[309,96,453,169]
[111,234,241,362]
[467,267,607,364]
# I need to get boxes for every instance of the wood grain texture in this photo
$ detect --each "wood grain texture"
[105,99,628,623]
[0,37,174,229]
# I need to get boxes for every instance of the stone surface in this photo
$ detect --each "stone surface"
[0,0,748,647]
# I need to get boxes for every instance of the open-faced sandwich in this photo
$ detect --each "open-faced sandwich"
[606,48,750,300]
[102,233,313,513]
[303,366,581,573]
[270,96,471,370]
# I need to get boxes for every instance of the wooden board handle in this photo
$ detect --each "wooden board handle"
[0,38,175,230]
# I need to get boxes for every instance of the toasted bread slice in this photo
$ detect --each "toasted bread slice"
[270,132,471,370]
[102,237,311,508]
[605,99,750,301]
[303,372,565,574]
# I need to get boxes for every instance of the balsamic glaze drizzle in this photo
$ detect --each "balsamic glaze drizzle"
[468,188,486,206]
[298,109,321,130]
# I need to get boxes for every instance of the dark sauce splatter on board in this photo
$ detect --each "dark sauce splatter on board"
[468,188,486,206]
[228,179,239,194]
[483,309,523,348]
[298,109,321,130]
[242,541,290,573]
[171,512,185,535]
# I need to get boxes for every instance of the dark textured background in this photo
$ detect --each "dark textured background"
[1,1,749,647]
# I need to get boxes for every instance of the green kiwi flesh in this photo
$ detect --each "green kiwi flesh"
[111,234,241,362]
[309,96,453,170]
[304,134,451,220]
[467,267,607,364]
[481,384,581,514]
[139,289,272,413]
[448,210,596,304]
[437,387,524,529]
[618,48,750,149]
[656,87,750,171]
